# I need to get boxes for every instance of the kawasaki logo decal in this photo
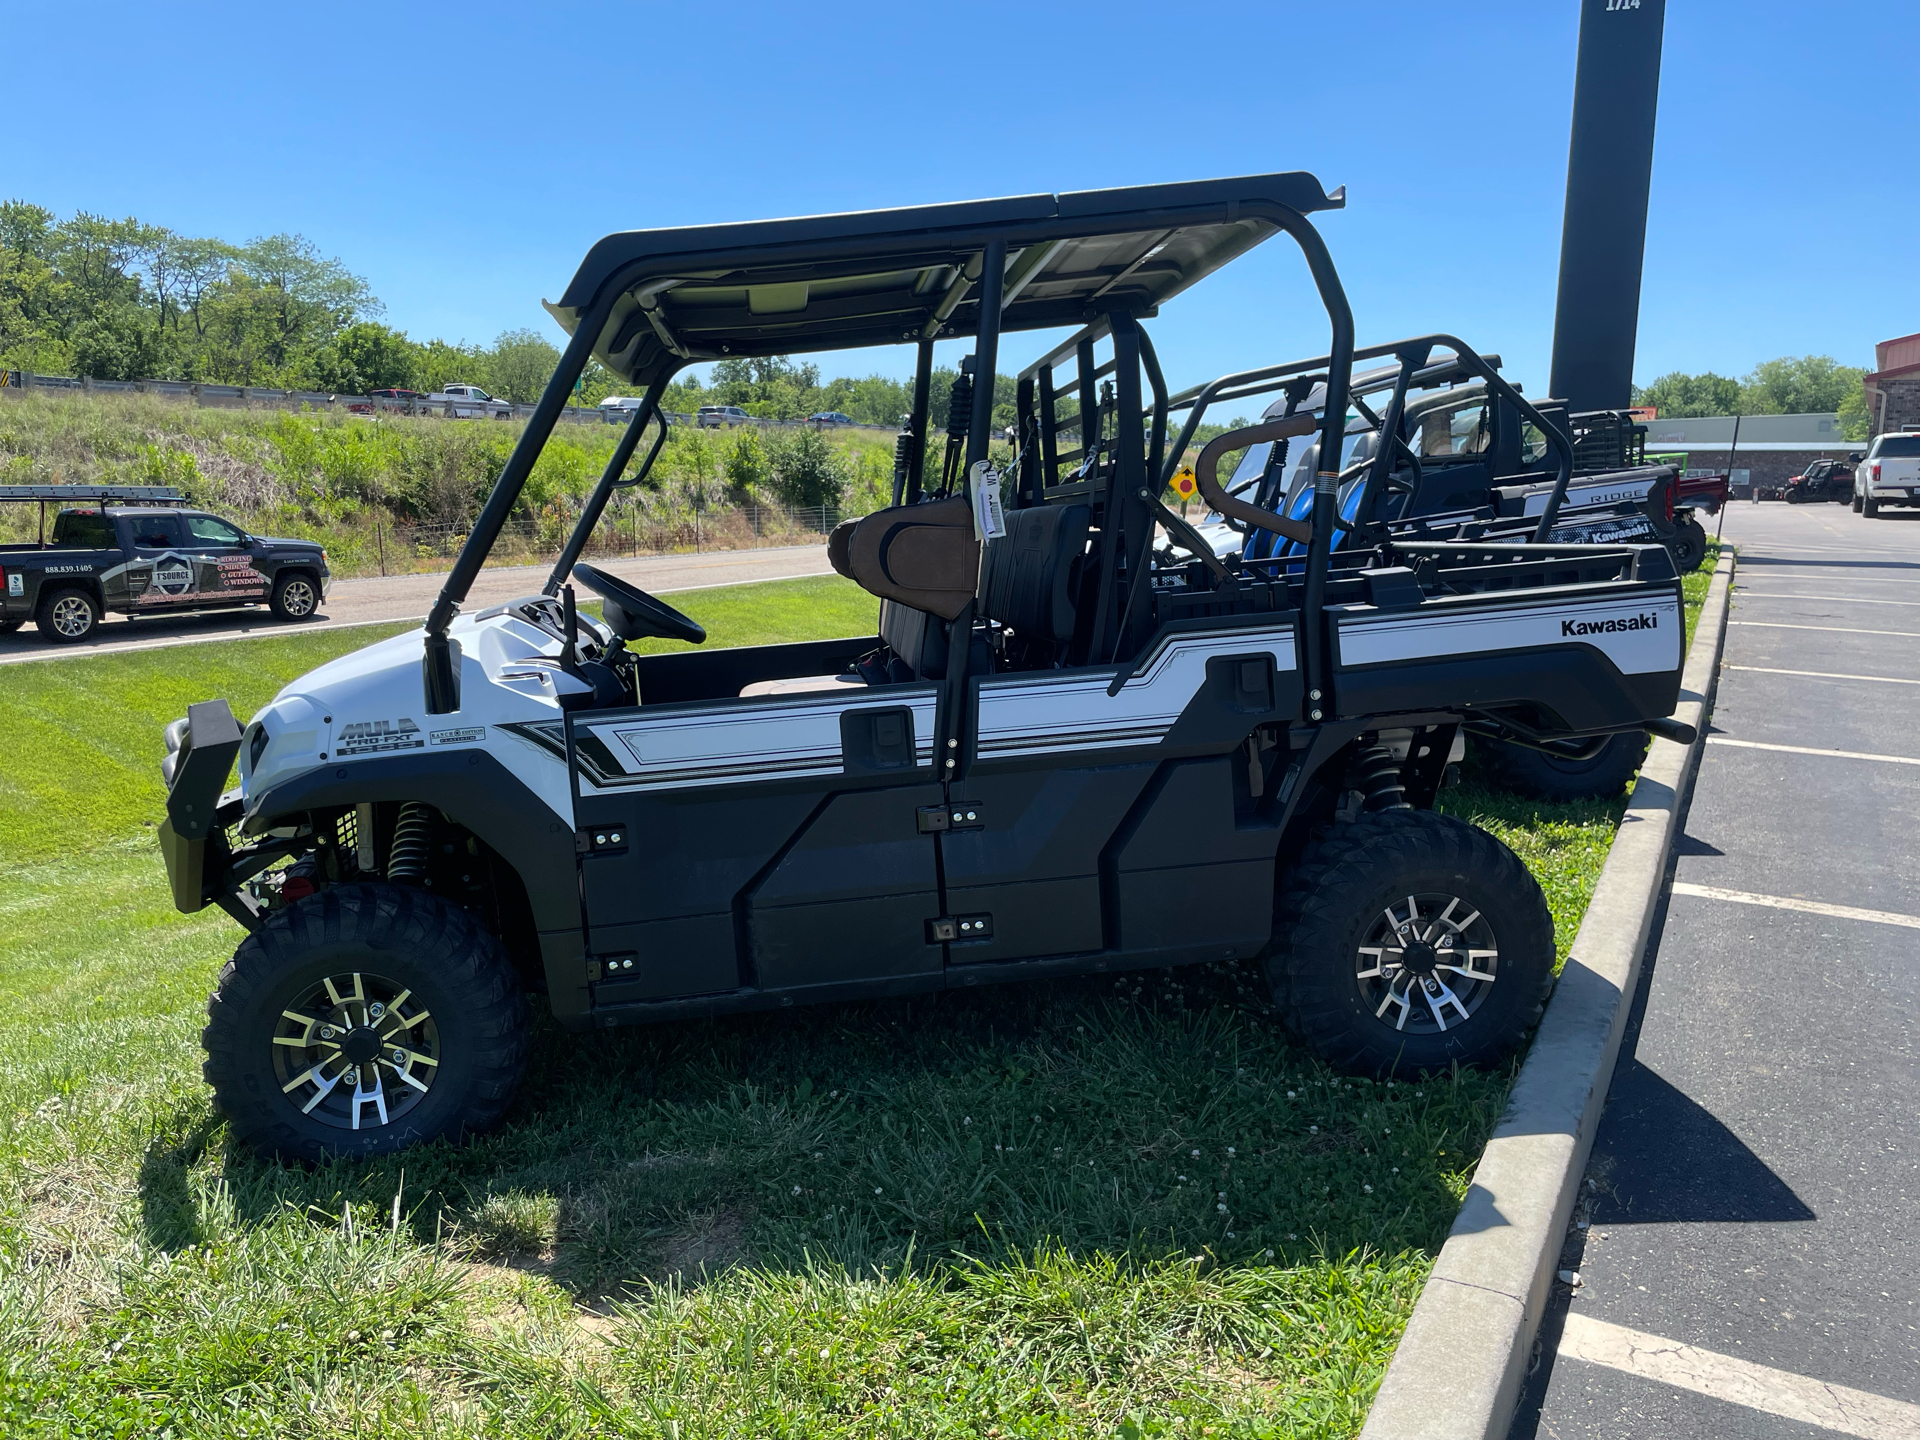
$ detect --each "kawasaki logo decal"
[336,718,424,756]
[1562,612,1658,638]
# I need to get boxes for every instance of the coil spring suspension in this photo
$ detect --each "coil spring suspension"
[386,803,434,882]
[1353,745,1411,811]
[945,367,973,440]
[892,429,915,505]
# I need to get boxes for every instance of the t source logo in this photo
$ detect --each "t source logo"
[1562,612,1659,638]
[148,554,194,597]
[336,718,424,756]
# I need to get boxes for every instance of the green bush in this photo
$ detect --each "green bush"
[765,425,847,509]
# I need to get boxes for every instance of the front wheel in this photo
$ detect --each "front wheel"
[202,885,529,1162]
[1669,516,1708,573]
[270,570,321,621]
[1268,810,1554,1076]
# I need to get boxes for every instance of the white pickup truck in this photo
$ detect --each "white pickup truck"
[1853,432,1920,516]
[426,383,515,420]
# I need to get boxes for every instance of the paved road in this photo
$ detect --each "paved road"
[0,544,836,666]
[1514,500,1920,1438]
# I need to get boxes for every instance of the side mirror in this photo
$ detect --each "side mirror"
[1848,452,1864,462]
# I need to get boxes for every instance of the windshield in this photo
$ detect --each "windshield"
[1875,436,1920,457]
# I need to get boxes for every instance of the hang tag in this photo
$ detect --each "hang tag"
[969,460,1006,542]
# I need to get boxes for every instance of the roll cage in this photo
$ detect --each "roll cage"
[420,173,1356,717]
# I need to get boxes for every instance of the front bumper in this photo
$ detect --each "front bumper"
[157,699,245,916]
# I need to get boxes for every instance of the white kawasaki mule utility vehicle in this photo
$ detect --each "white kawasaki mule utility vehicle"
[157,175,1694,1161]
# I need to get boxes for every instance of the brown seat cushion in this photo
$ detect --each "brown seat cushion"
[826,496,980,621]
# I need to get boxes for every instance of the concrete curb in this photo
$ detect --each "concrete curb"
[1360,547,1736,1440]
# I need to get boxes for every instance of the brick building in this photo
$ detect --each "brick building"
[1863,332,1920,438]
[1638,412,1859,498]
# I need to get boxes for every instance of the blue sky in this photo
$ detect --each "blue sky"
[3,0,1910,399]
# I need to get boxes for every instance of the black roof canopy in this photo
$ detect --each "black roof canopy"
[548,173,1344,385]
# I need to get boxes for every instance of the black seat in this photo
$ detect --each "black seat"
[978,502,1089,645]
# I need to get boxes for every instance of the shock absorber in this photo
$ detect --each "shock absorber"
[1352,745,1411,811]
[386,803,434,882]
[891,427,915,507]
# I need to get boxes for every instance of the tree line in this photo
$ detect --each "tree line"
[0,201,1033,425]
[1633,354,1870,437]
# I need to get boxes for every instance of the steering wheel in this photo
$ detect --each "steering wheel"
[571,563,706,645]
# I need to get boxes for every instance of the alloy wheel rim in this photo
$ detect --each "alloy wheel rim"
[272,971,441,1130]
[283,581,316,616]
[51,596,92,636]
[1355,892,1499,1036]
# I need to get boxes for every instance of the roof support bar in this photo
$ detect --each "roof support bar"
[423,283,620,712]
[945,239,1006,784]
[905,338,934,504]
[543,376,670,596]
[1105,312,1152,662]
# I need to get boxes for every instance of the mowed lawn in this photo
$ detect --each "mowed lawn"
[0,561,1714,1437]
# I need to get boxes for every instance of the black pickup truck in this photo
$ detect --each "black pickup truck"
[0,485,330,643]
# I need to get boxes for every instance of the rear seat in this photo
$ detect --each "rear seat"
[739,497,1089,696]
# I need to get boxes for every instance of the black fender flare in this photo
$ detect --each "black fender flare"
[243,750,579,934]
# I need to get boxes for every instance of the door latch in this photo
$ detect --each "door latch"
[917,803,984,834]
[927,913,993,943]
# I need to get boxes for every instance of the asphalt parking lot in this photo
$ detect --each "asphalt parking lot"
[1514,501,1920,1438]
[0,543,836,666]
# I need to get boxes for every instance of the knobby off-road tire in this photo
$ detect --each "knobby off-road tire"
[1479,731,1650,802]
[1669,516,1709,573]
[270,570,321,621]
[36,586,100,643]
[1268,810,1555,1076]
[203,884,529,1163]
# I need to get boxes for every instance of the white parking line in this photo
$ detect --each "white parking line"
[1734,592,1920,607]
[1728,621,1920,639]
[1727,665,1920,686]
[1706,736,1920,766]
[1559,1313,1920,1440]
[1670,881,1920,930]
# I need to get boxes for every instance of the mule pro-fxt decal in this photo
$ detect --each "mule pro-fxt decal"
[1335,592,1681,675]
[335,718,425,757]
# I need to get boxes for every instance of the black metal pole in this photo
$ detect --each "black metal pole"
[906,338,934,503]
[426,294,616,641]
[1549,0,1667,411]
[544,378,668,595]
[965,241,1006,471]
[1105,312,1150,662]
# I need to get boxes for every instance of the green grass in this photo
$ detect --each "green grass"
[0,562,1720,1436]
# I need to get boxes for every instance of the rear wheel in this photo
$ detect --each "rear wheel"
[1268,810,1554,1076]
[270,570,320,621]
[1852,491,1864,512]
[203,884,529,1162]
[1669,516,1708,572]
[36,586,100,643]
[1864,494,1881,517]
[1479,731,1649,802]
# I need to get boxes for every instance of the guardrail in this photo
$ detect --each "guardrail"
[0,369,900,435]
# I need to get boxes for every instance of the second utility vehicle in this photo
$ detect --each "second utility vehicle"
[156,174,1692,1161]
